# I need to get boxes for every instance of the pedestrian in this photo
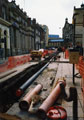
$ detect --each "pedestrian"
[62,46,65,57]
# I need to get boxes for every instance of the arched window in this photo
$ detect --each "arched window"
[4,30,8,40]
[4,30,7,36]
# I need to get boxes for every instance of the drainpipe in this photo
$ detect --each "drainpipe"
[19,84,43,111]
[37,81,66,119]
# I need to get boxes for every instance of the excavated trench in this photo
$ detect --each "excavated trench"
[0,52,59,112]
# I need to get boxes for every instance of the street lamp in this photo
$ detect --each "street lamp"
[72,13,79,84]
[73,13,79,48]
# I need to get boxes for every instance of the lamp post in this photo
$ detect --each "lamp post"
[73,13,79,47]
[72,13,79,84]
[73,18,76,48]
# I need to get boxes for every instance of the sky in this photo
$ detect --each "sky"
[8,0,84,37]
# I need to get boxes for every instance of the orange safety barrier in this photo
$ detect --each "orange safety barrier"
[48,50,53,54]
[65,49,69,59]
[23,56,26,64]
[7,57,16,69]
[0,61,8,73]
[0,54,31,73]
[28,55,31,61]
[16,57,21,66]
[78,56,84,77]
[76,56,84,106]
[42,50,48,58]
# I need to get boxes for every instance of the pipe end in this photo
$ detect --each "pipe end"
[19,101,29,111]
[37,109,47,119]
[16,89,23,97]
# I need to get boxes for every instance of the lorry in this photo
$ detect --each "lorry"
[31,50,42,60]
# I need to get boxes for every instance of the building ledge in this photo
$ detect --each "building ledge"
[0,18,11,27]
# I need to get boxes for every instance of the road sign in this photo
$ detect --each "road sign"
[69,49,79,64]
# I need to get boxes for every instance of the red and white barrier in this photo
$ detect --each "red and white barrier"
[0,54,31,73]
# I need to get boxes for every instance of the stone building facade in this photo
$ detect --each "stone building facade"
[62,18,73,47]
[42,25,49,48]
[8,0,29,55]
[0,0,45,58]
[0,0,11,58]
[73,4,84,50]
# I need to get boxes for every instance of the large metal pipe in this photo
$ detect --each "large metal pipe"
[37,81,66,119]
[16,62,49,97]
[19,84,43,111]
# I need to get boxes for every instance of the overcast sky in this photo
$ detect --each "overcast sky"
[8,0,83,37]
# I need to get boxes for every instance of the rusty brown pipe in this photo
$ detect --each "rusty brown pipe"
[37,81,66,119]
[19,84,43,111]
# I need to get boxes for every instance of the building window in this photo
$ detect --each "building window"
[0,28,2,39]
[2,6,7,20]
[4,30,7,36]
[0,28,2,48]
